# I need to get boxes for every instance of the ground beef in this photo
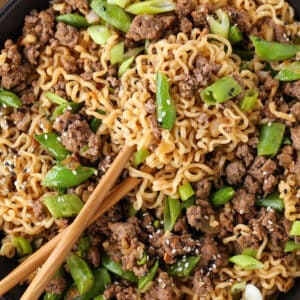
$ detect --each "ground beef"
[104,222,147,277]
[193,55,220,87]
[236,233,261,249]
[0,40,33,90]
[22,9,55,64]
[32,200,47,221]
[244,175,262,195]
[291,126,300,150]
[198,235,228,271]
[55,22,79,48]
[126,15,176,42]
[226,7,252,33]
[175,0,195,17]
[53,112,101,160]
[272,21,290,43]
[186,203,216,233]
[236,144,254,167]
[218,210,234,239]
[179,17,193,33]
[45,277,67,295]
[258,71,279,101]
[145,98,156,115]
[107,76,120,89]
[20,88,37,105]
[193,270,214,295]
[63,0,89,14]
[232,189,255,217]
[88,205,122,238]
[104,281,139,300]
[149,232,196,264]
[195,178,212,199]
[173,216,188,234]
[145,272,182,300]
[248,156,278,195]
[277,145,294,171]
[11,111,31,132]
[225,160,246,185]
[178,75,199,98]
[283,81,300,100]
[148,114,162,142]
[293,152,300,174]
[191,4,211,27]
[291,102,300,121]
[86,246,101,268]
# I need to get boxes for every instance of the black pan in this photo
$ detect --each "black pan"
[0,0,300,299]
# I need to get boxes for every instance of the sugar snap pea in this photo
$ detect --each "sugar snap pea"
[90,0,131,33]
[168,256,200,277]
[250,35,300,61]
[0,90,22,108]
[200,76,242,105]
[43,194,84,218]
[56,14,89,28]
[42,164,96,188]
[138,261,159,292]
[126,0,175,15]
[35,133,71,161]
[12,237,32,256]
[66,254,94,295]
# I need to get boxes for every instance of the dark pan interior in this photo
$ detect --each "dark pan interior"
[0,0,300,299]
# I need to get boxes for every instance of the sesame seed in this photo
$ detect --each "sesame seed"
[165,239,170,246]
[204,215,209,220]
[239,210,244,214]
[267,220,273,225]
[184,262,190,268]
[262,171,267,175]
[44,134,48,140]
[171,248,177,254]
[267,121,272,127]
[177,267,183,272]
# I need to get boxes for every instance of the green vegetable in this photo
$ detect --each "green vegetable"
[123,47,144,60]
[43,194,84,218]
[290,221,300,236]
[110,42,124,65]
[231,281,246,294]
[66,254,94,295]
[133,149,149,167]
[178,182,195,201]
[107,0,130,8]
[282,137,292,145]
[275,62,300,81]
[229,25,243,44]
[242,248,257,257]
[250,35,300,61]
[284,241,300,252]
[74,268,111,300]
[56,14,89,28]
[90,0,131,33]
[138,261,159,292]
[181,196,195,209]
[12,237,32,256]
[90,110,105,133]
[102,253,138,282]
[255,193,284,212]
[156,71,177,130]
[164,197,182,232]
[77,236,91,252]
[51,102,83,121]
[153,220,160,228]
[0,90,22,108]
[126,0,175,15]
[257,123,285,156]
[118,56,135,77]
[207,10,230,39]
[42,164,96,188]
[168,256,200,277]
[200,76,242,105]
[35,133,71,161]
[93,296,105,300]
[229,255,264,270]
[210,186,235,208]
[137,252,148,266]
[46,92,69,105]
[88,25,112,45]
[43,293,62,300]
[129,205,138,217]
[239,89,259,112]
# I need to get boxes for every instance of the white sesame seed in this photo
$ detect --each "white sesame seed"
[239,210,244,214]
[44,134,48,140]
[267,121,272,127]
[165,239,170,246]
[171,248,177,254]
[184,262,190,268]
[267,220,273,225]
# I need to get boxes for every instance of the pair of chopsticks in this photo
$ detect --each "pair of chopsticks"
[0,145,139,299]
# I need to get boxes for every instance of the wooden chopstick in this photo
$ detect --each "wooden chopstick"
[0,176,141,297]
[20,145,135,300]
